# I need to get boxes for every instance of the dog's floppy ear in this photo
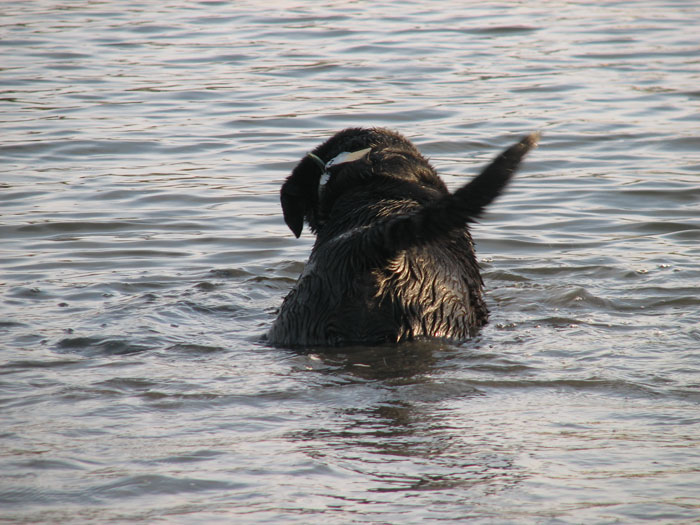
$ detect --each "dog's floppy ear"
[280,155,321,238]
[280,179,305,238]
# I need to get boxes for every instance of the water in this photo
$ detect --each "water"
[2,1,699,522]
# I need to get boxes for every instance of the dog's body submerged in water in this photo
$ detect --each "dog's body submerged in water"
[267,128,538,348]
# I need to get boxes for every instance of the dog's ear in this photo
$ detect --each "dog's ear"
[280,155,320,238]
[280,179,305,238]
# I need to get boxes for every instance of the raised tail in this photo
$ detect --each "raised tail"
[362,132,540,257]
[449,132,540,221]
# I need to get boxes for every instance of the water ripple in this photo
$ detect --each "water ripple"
[2,1,700,523]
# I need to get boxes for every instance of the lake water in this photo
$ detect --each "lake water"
[2,1,700,523]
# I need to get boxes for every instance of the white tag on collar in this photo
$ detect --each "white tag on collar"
[326,147,371,170]
[318,147,371,196]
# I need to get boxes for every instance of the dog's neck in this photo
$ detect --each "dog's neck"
[308,148,372,197]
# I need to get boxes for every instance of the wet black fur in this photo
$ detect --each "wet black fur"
[268,127,538,348]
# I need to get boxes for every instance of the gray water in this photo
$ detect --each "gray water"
[2,1,700,523]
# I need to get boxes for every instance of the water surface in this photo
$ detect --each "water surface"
[2,1,700,523]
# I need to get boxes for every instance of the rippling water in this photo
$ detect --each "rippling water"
[2,1,700,523]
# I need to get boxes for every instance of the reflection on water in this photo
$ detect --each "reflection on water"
[2,0,700,523]
[289,343,524,508]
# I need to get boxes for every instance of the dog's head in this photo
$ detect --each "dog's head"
[280,127,448,237]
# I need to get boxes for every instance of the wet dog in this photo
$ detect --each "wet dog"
[268,127,538,347]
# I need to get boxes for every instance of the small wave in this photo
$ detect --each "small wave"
[56,337,151,356]
[462,377,663,398]
[544,287,615,308]
[93,473,240,498]
[166,343,227,354]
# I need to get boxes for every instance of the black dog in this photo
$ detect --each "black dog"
[267,128,538,347]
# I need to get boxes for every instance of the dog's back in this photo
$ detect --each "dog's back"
[268,128,538,347]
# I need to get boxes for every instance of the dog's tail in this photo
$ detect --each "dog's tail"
[448,131,540,221]
[366,132,540,255]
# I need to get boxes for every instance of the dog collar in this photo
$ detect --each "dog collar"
[308,148,372,197]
